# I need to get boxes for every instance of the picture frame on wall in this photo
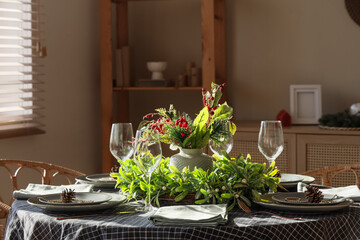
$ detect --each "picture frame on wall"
[290,84,322,124]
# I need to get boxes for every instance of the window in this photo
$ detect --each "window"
[0,0,45,137]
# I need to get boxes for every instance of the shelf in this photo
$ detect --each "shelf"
[113,86,203,91]
[100,0,226,172]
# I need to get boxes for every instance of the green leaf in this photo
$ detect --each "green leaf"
[174,191,189,202]
[200,189,209,195]
[195,191,202,199]
[240,195,251,207]
[155,191,160,207]
[169,165,180,174]
[212,103,233,120]
[175,186,187,192]
[195,198,208,204]
[140,181,147,191]
[167,173,176,178]
[221,193,233,199]
[227,199,236,211]
[193,107,209,127]
[230,122,237,135]
[251,189,261,201]
[233,183,247,188]
[118,169,130,182]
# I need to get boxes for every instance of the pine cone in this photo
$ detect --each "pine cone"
[61,188,76,203]
[305,185,324,203]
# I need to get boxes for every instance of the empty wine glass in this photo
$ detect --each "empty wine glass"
[109,123,134,164]
[209,124,233,157]
[133,130,162,212]
[258,120,284,165]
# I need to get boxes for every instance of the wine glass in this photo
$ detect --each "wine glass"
[209,124,233,158]
[133,130,162,212]
[258,120,284,165]
[109,123,134,164]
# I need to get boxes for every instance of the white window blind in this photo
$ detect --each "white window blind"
[0,0,45,136]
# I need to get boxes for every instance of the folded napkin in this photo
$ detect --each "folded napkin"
[298,183,360,201]
[13,183,93,200]
[149,204,228,226]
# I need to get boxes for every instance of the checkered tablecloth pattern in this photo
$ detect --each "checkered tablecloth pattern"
[5,200,360,240]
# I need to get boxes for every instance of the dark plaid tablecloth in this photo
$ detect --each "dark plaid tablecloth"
[5,200,360,240]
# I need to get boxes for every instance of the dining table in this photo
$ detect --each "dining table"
[5,196,360,240]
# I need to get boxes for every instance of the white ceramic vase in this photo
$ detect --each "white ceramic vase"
[169,148,213,172]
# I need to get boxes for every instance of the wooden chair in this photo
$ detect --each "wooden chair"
[0,159,84,239]
[301,164,360,188]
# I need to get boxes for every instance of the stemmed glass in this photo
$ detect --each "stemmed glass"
[258,120,284,166]
[133,130,162,212]
[209,123,233,157]
[109,123,134,165]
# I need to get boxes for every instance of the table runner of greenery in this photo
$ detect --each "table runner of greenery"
[111,153,280,210]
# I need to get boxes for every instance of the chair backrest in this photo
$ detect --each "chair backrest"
[0,159,85,239]
[301,164,360,187]
[0,159,84,204]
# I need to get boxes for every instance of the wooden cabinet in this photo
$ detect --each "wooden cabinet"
[99,0,227,172]
[234,122,360,182]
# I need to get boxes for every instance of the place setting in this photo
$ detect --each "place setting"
[254,185,353,214]
[25,187,127,213]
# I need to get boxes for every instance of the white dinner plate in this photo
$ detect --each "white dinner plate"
[279,174,315,188]
[254,193,352,214]
[38,192,112,206]
[76,174,117,189]
[272,192,346,206]
[86,173,117,183]
[280,174,304,183]
[28,194,126,212]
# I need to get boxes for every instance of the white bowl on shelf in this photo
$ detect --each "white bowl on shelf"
[147,61,168,80]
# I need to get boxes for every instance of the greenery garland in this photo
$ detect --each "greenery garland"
[111,153,280,210]
[319,110,360,128]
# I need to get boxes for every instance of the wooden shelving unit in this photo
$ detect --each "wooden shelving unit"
[99,0,226,172]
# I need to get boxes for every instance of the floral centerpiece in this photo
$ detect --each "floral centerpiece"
[140,82,237,171]
[110,82,280,210]
[142,82,236,150]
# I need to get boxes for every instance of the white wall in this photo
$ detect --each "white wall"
[227,0,360,120]
[0,0,101,175]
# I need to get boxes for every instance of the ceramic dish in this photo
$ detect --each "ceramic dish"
[38,192,112,206]
[28,194,126,212]
[76,174,117,189]
[86,173,117,183]
[279,174,315,188]
[280,174,304,183]
[272,192,346,206]
[254,193,352,214]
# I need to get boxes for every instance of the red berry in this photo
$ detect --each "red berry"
[181,133,185,137]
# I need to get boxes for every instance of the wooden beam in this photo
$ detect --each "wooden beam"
[201,0,226,98]
[99,0,115,172]
[116,1,130,122]
[116,1,129,47]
